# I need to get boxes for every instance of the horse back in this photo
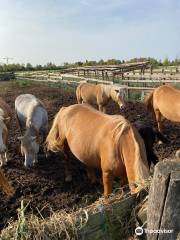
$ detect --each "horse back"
[57,104,113,167]
[15,94,47,130]
[154,85,180,121]
[0,97,12,119]
[77,83,99,104]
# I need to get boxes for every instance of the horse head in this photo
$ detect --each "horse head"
[18,131,39,168]
[114,87,126,111]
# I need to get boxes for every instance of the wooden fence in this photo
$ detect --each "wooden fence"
[15,70,180,100]
[147,159,180,240]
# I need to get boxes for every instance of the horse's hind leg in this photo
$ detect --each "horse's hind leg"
[155,110,163,133]
[63,144,72,182]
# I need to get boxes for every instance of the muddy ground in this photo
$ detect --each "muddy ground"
[0,81,179,231]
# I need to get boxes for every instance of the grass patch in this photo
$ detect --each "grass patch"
[14,79,33,87]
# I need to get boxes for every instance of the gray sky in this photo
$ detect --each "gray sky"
[0,0,180,65]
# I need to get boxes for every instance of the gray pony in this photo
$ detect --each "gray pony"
[15,94,48,167]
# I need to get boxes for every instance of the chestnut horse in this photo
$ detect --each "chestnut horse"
[0,170,14,195]
[0,97,12,166]
[145,85,180,132]
[76,83,126,112]
[46,104,149,197]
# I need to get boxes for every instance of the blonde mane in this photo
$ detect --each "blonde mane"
[111,115,149,186]
[132,128,150,184]
[101,84,126,103]
[111,115,131,142]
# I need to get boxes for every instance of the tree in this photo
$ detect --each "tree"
[98,59,105,65]
[163,58,170,66]
[26,63,33,71]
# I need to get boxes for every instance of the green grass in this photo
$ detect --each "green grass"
[14,79,33,87]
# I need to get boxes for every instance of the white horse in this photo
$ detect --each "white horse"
[15,94,48,167]
[0,98,12,166]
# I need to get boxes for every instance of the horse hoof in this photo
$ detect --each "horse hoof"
[175,149,180,158]
[65,175,72,182]
[158,140,163,145]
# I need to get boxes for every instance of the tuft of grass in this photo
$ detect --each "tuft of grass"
[1,201,89,240]
[1,182,151,240]
[14,200,29,240]
[14,79,33,87]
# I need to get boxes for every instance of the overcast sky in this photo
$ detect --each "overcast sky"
[0,0,180,65]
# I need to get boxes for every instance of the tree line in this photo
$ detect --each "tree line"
[0,57,180,72]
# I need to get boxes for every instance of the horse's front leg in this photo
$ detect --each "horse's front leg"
[102,106,106,113]
[3,130,9,164]
[0,154,6,167]
[86,167,97,184]
[102,170,113,197]
[5,152,9,164]
[98,104,106,112]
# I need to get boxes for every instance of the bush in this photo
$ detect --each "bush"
[14,79,33,87]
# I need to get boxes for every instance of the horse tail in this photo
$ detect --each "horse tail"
[0,170,14,196]
[46,108,66,152]
[144,91,155,116]
[76,84,83,104]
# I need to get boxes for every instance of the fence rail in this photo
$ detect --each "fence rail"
[15,71,180,100]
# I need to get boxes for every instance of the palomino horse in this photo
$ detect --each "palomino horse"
[145,85,180,132]
[76,83,126,112]
[0,97,12,166]
[15,94,48,167]
[0,170,14,195]
[46,104,149,197]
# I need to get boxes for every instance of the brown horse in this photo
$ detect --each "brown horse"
[46,104,149,197]
[76,83,126,112]
[145,85,180,132]
[0,97,12,166]
[0,170,14,195]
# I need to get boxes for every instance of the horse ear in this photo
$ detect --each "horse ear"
[17,136,24,140]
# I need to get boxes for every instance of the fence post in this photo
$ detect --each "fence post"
[147,159,180,240]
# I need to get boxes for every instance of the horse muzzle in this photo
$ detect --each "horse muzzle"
[119,104,126,112]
